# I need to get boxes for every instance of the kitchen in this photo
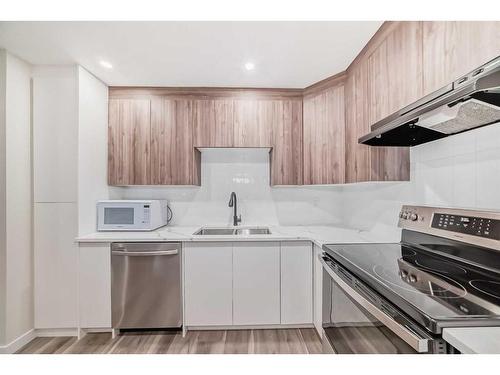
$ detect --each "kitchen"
[1,2,500,373]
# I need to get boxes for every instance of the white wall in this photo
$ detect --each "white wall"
[112,148,344,226]
[0,50,7,347]
[0,51,33,348]
[341,122,500,233]
[77,66,109,235]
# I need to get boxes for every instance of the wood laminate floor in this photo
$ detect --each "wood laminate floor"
[16,328,323,354]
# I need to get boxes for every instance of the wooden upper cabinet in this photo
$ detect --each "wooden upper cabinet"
[345,62,370,183]
[193,99,234,147]
[270,100,303,186]
[303,84,345,185]
[367,21,423,125]
[108,98,151,185]
[151,98,200,185]
[422,21,500,95]
[233,99,273,147]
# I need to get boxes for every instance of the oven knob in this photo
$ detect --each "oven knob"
[409,274,417,283]
[400,270,408,278]
[409,213,418,221]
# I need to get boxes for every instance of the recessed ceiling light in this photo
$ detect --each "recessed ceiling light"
[244,62,255,71]
[99,60,113,69]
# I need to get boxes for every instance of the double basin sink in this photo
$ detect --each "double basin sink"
[193,227,272,236]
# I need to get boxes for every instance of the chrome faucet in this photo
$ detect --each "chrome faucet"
[228,192,242,226]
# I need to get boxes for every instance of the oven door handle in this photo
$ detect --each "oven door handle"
[320,256,430,353]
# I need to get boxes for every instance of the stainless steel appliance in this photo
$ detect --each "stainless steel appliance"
[360,55,500,146]
[321,205,500,354]
[111,242,182,329]
[97,200,171,231]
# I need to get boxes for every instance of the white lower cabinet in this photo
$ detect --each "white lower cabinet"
[233,242,281,325]
[184,240,314,328]
[34,203,78,329]
[281,241,313,325]
[313,244,324,336]
[184,242,233,326]
[78,244,111,328]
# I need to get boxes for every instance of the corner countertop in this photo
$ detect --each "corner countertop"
[75,224,402,247]
[443,327,500,354]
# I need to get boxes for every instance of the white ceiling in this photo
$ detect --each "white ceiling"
[0,21,382,88]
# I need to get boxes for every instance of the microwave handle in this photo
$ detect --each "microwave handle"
[320,256,430,353]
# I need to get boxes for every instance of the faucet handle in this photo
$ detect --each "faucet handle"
[237,215,242,224]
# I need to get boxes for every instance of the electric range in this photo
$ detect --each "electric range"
[321,205,500,354]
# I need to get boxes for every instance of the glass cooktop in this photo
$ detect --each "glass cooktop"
[323,241,500,331]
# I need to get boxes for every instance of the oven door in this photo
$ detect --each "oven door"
[321,255,434,354]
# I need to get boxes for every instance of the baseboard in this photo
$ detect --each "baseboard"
[187,323,314,331]
[0,329,37,354]
[35,328,78,337]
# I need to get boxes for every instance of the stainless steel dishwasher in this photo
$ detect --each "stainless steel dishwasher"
[111,242,182,329]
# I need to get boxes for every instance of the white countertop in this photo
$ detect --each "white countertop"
[75,224,402,247]
[443,327,500,354]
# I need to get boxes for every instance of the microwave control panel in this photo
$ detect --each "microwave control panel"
[142,204,151,224]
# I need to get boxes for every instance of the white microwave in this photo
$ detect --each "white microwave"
[97,200,169,231]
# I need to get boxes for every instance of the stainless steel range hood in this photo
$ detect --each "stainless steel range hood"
[359,55,500,147]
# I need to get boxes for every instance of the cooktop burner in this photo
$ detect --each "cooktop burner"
[413,257,468,275]
[469,280,500,299]
[372,263,468,297]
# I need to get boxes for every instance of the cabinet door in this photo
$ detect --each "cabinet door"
[270,100,303,186]
[184,242,233,326]
[151,98,200,185]
[233,242,280,325]
[78,244,111,328]
[365,22,416,182]
[313,244,324,336]
[34,203,78,329]
[193,99,234,147]
[281,241,313,325]
[345,62,371,183]
[303,85,345,184]
[108,98,150,185]
[423,21,500,95]
[233,99,273,147]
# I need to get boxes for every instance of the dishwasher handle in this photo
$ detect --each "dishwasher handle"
[112,250,178,256]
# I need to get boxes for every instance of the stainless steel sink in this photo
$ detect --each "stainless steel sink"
[193,227,271,235]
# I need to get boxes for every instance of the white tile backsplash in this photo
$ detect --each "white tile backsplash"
[111,148,344,226]
[342,122,500,231]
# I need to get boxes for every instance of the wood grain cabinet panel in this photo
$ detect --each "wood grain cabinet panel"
[422,21,500,95]
[303,84,345,185]
[108,98,151,185]
[194,99,234,147]
[233,99,273,147]
[151,98,200,185]
[345,62,370,183]
[364,22,417,182]
[270,99,303,186]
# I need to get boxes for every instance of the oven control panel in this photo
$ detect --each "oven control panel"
[398,205,500,249]
[431,213,500,240]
